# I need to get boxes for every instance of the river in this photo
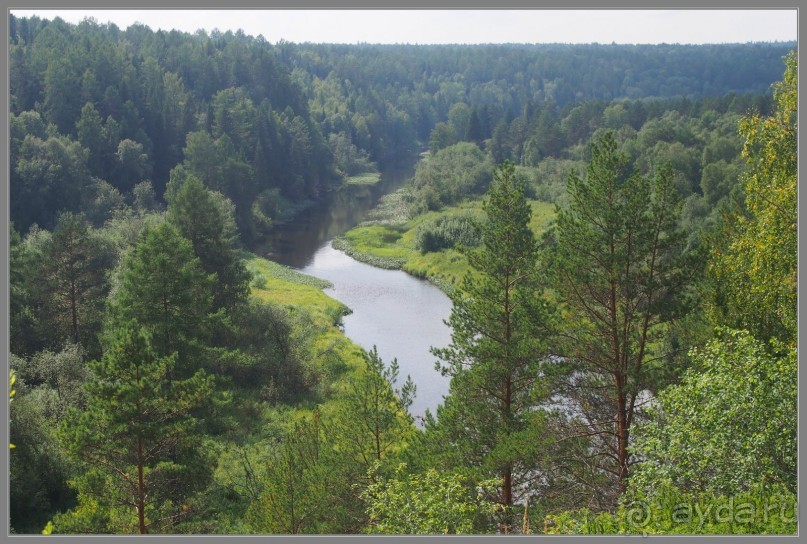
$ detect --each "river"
[263,162,452,419]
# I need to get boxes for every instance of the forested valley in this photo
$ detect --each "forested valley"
[7,14,797,535]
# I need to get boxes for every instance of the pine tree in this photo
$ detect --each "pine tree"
[108,222,214,375]
[166,175,250,312]
[551,131,688,502]
[433,161,554,510]
[328,346,415,472]
[36,212,113,354]
[57,324,214,534]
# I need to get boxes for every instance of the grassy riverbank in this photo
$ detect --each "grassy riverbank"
[333,192,556,292]
[244,255,368,401]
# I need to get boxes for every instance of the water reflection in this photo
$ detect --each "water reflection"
[262,163,412,269]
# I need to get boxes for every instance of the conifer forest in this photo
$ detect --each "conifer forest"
[7,13,798,535]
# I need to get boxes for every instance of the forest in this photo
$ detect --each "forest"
[7,14,797,535]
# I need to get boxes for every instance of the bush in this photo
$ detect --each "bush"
[413,215,481,254]
[410,142,493,211]
[251,272,267,290]
[543,482,797,535]
[363,464,501,534]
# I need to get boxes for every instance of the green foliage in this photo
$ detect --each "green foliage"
[544,482,796,535]
[10,343,89,420]
[328,131,377,177]
[56,324,216,534]
[132,180,160,214]
[328,346,416,472]
[432,162,555,509]
[708,51,797,346]
[428,122,457,153]
[244,414,364,534]
[107,222,215,372]
[114,139,152,192]
[550,131,690,504]
[82,178,127,226]
[363,464,501,534]
[410,142,493,212]
[7,19,797,535]
[250,272,267,290]
[413,214,481,254]
[9,222,40,356]
[524,158,583,205]
[166,175,250,311]
[10,384,77,534]
[631,329,796,496]
[34,212,115,356]
[220,300,313,402]
[9,346,91,533]
[11,131,92,232]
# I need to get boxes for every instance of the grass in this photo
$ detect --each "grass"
[362,189,414,225]
[245,256,345,323]
[345,172,382,186]
[335,198,557,293]
[246,257,333,290]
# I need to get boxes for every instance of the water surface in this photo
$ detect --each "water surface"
[263,161,453,417]
[301,244,452,419]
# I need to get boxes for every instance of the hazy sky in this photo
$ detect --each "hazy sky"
[10,9,798,45]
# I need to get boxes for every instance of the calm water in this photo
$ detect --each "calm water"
[263,161,452,418]
[262,162,413,269]
[301,244,452,419]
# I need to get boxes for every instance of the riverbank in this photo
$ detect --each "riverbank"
[344,171,382,185]
[332,189,557,293]
[244,248,453,418]
[244,254,367,402]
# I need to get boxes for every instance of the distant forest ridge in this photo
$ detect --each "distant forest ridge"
[8,14,795,237]
[279,41,796,102]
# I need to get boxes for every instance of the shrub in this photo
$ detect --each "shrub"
[251,272,267,290]
[413,215,481,254]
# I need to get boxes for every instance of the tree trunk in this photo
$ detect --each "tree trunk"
[503,464,513,506]
[137,436,147,534]
[70,278,78,343]
[615,378,629,495]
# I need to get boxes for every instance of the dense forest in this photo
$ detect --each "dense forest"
[7,14,797,535]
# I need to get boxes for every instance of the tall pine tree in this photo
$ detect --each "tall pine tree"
[433,161,554,513]
[57,324,214,534]
[551,131,688,504]
[107,222,215,376]
[36,212,113,354]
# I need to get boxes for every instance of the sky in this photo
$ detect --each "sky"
[9,9,798,45]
